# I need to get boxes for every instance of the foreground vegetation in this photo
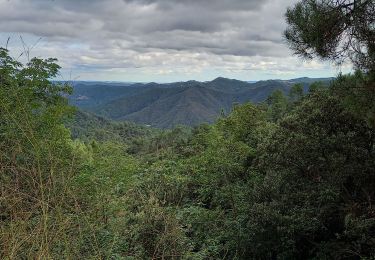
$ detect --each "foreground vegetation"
[1,47,373,258]
[1,0,374,259]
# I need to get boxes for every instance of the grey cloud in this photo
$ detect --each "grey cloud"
[0,0,298,75]
[125,0,267,11]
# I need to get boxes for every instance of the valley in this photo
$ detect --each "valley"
[69,77,332,128]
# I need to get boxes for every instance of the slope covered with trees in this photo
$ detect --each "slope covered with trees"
[70,77,333,128]
[0,0,374,259]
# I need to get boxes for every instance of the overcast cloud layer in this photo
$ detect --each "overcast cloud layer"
[0,0,350,82]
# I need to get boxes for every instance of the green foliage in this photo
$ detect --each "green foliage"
[0,47,144,259]
[129,125,193,162]
[0,48,80,258]
[71,141,141,259]
[1,0,374,256]
[72,77,334,128]
[256,86,375,258]
[3,49,373,258]
[266,89,289,122]
[116,72,374,259]
[218,102,267,145]
[67,109,155,144]
[331,70,375,128]
[308,80,325,93]
[284,0,375,72]
[289,83,304,102]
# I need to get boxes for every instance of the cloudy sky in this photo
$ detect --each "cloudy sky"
[0,0,351,82]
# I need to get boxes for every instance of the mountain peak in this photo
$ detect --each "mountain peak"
[211,77,236,83]
[70,76,333,128]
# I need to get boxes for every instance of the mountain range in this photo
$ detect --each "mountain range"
[68,77,333,128]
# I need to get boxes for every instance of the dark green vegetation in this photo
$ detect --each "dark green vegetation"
[67,110,156,144]
[1,0,374,259]
[69,77,333,128]
[285,0,374,72]
[2,48,374,259]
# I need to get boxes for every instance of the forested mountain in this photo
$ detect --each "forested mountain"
[69,77,332,128]
[1,0,374,259]
[67,110,156,143]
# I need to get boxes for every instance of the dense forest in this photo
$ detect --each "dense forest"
[1,0,374,259]
[68,77,333,128]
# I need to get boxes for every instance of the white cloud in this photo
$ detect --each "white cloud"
[0,0,350,81]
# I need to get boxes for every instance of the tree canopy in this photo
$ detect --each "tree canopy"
[0,0,374,258]
[284,0,375,72]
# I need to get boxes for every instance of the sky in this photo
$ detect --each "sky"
[0,0,352,82]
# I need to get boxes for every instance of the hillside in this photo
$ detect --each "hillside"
[69,77,332,128]
[68,82,150,109]
[66,110,156,143]
[121,86,234,128]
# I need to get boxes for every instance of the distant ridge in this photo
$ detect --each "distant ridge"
[69,77,332,128]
